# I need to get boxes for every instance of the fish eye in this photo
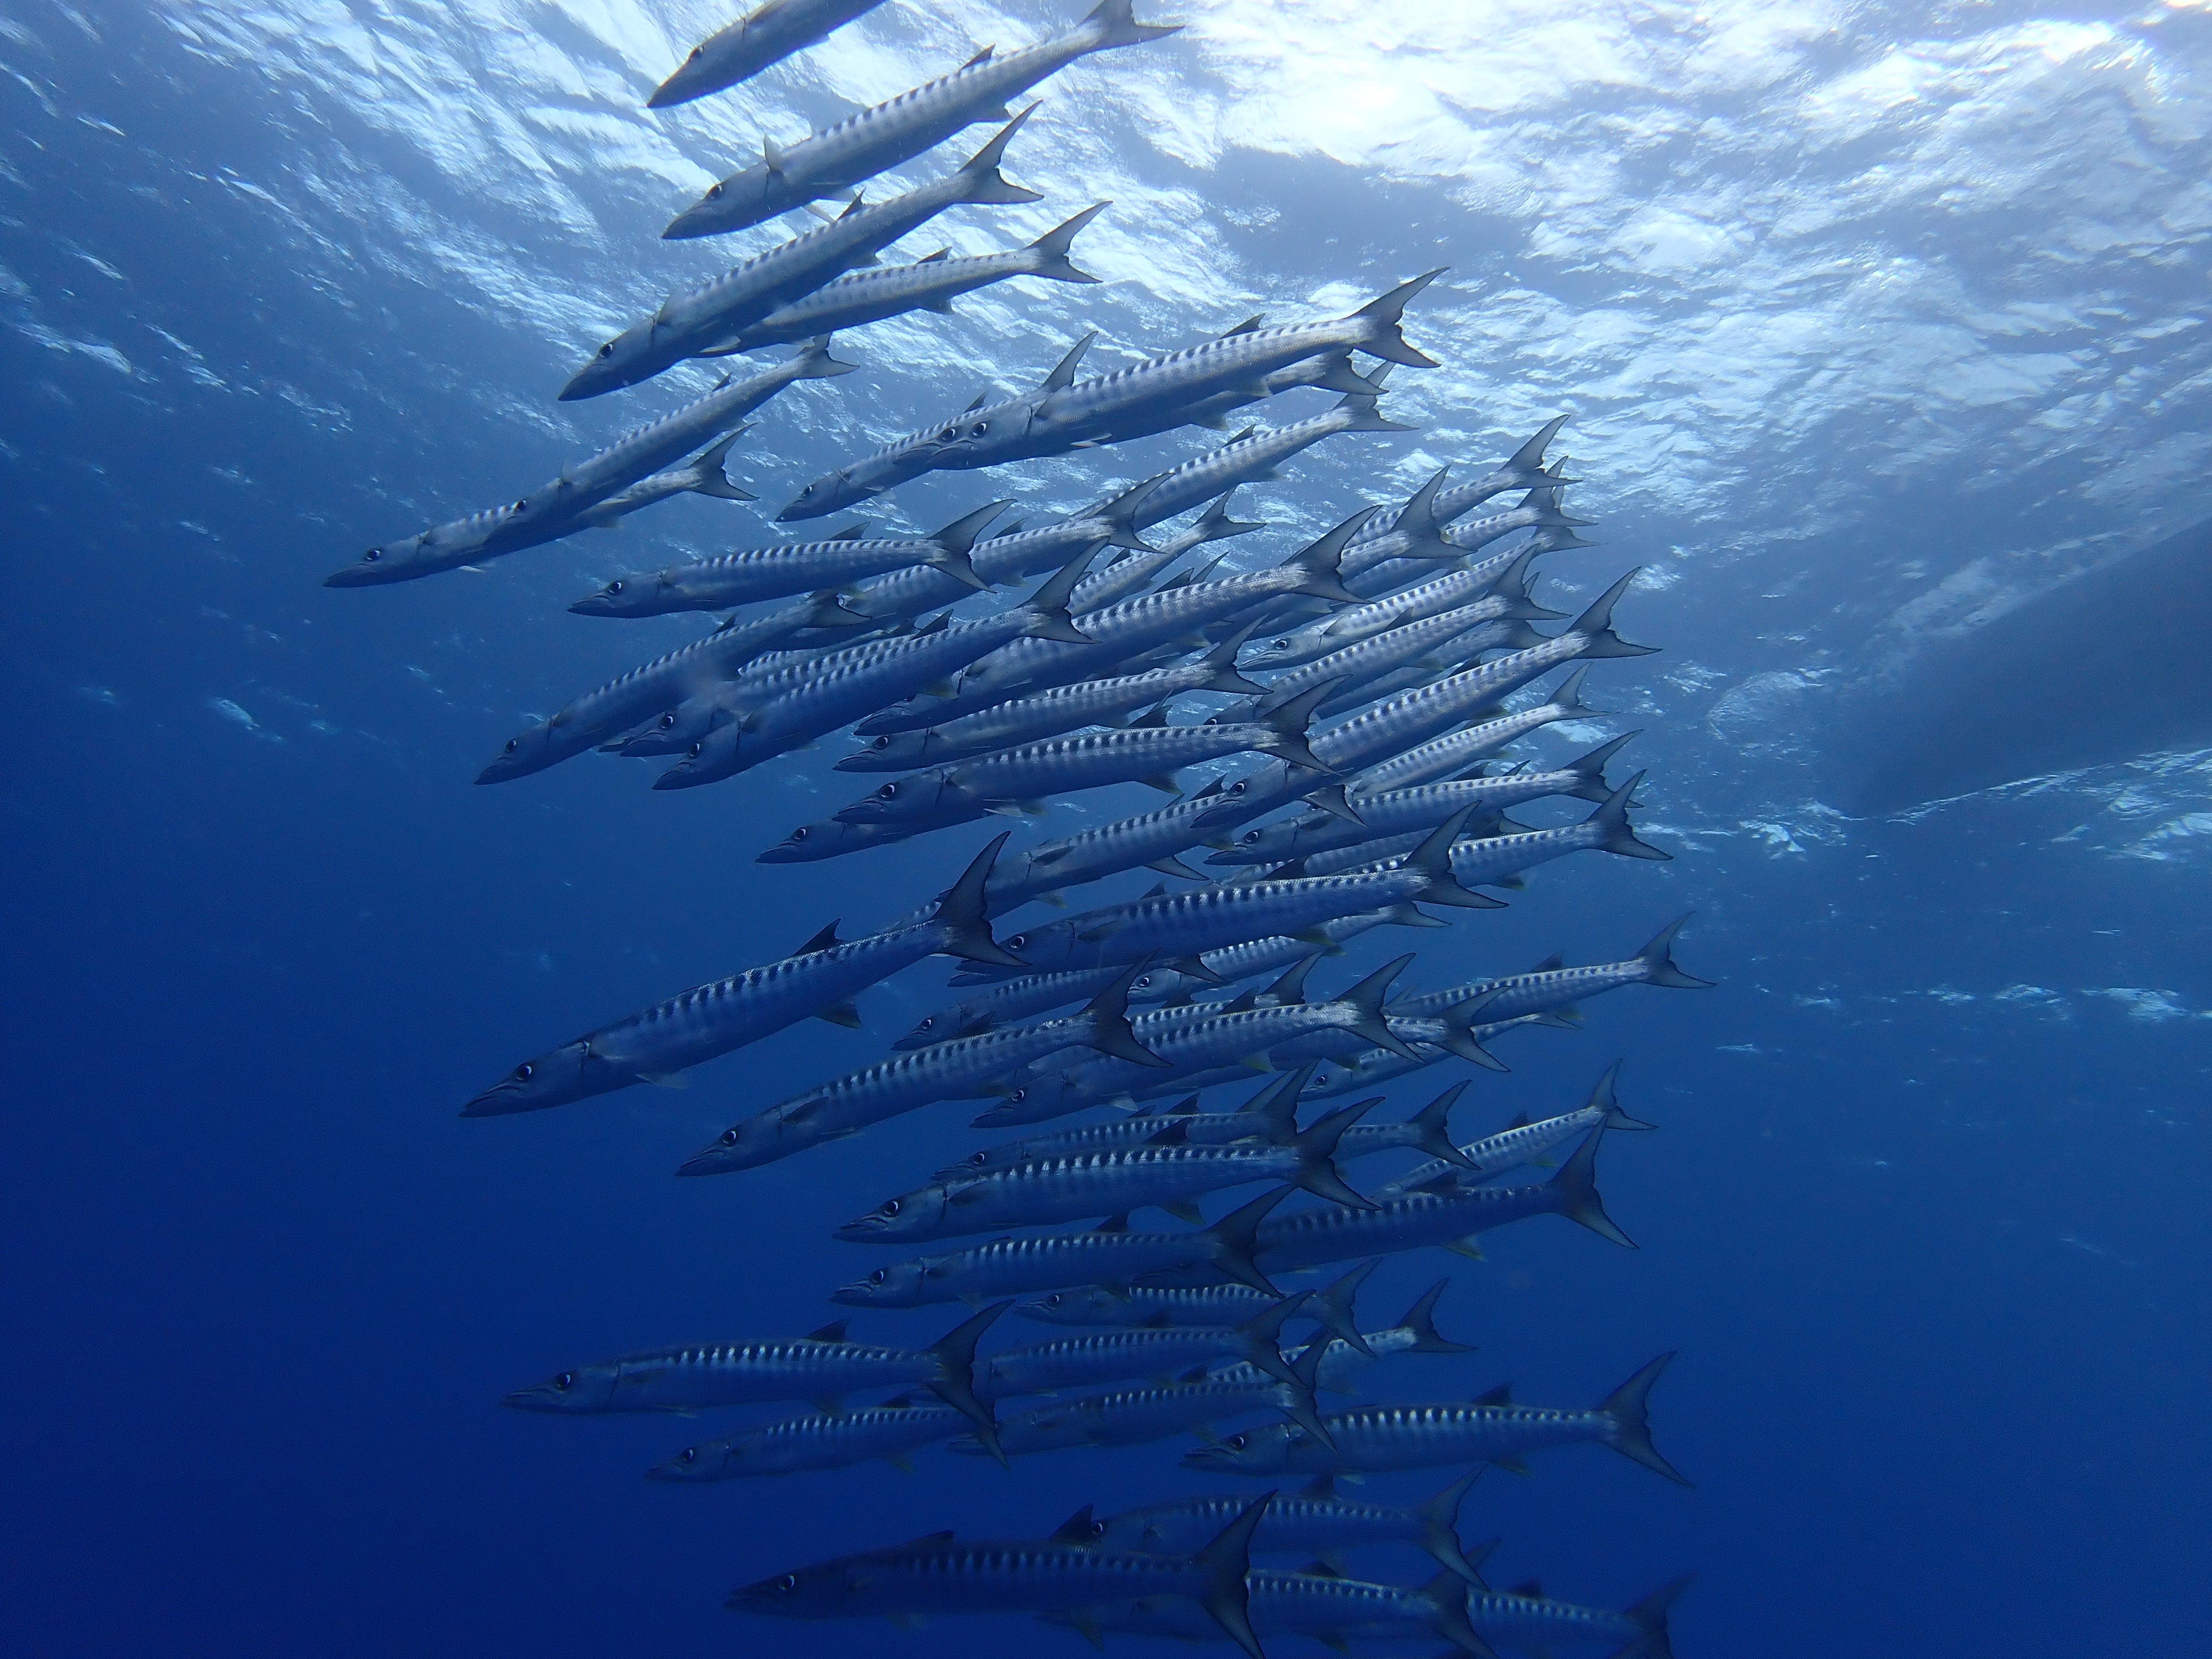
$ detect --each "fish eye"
[718,1128,739,1146]
[880,1198,901,1217]
[658,712,677,729]
[514,1063,534,1081]
[687,46,702,60]
[1042,1293,1063,1307]
[869,1269,887,1285]
[504,738,519,754]
[1225,1434,1246,1449]
[688,742,704,758]
[870,735,890,750]
[1010,1087,1028,1103]
[597,342,613,358]
[554,1371,575,1390]
[706,182,724,199]
[607,580,623,594]
[940,427,958,441]
[1271,639,1289,649]
[1008,933,1027,948]
[679,1447,697,1463]
[1241,830,1260,844]
[969,422,987,437]
[1134,974,1154,990]
[790,827,808,842]
[800,483,816,497]
[363,548,381,561]
[877,783,898,799]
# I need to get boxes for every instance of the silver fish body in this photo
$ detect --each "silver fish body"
[1041,1567,1488,1654]
[649,0,889,109]
[1353,665,1601,794]
[647,1398,966,1480]
[1095,1471,1485,1582]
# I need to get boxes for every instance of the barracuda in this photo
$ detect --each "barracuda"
[458,834,1019,1116]
[567,114,1041,399]
[1179,1351,1689,1487]
[1205,1276,1470,1391]
[502,1301,1008,1450]
[940,1067,1315,1181]
[1243,545,1559,671]
[838,626,1261,773]
[1209,733,1637,867]
[972,956,1428,1124]
[570,500,1007,618]
[1354,665,1604,795]
[572,429,757,526]
[326,342,851,587]
[708,202,1106,354]
[1040,1564,1496,1657]
[1335,418,1569,567]
[1194,570,1656,830]
[952,810,1501,985]
[894,964,1125,1049]
[1468,1575,1694,1657]
[675,964,1165,1175]
[1298,1011,1553,1099]
[1370,1065,1658,1199]
[979,780,1253,910]
[1394,913,1716,1029]
[975,1291,1312,1400]
[728,1494,1275,1659]
[667,1,1179,240]
[647,1395,967,1481]
[853,510,1372,735]
[649,0,890,108]
[1094,1470,1487,1584]
[831,1186,1291,1308]
[472,598,855,785]
[1342,483,1588,598]
[653,549,1096,790]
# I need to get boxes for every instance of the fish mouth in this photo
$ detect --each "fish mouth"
[676,1140,753,1177]
[499,1386,567,1411]
[322,560,399,588]
[831,1217,897,1241]
[566,596,619,617]
[458,1083,529,1118]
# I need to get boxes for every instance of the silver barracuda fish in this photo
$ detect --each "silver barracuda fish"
[1039,1564,1497,1657]
[956,1374,1308,1458]
[502,1301,1008,1448]
[1465,1575,1693,1657]
[668,2,1178,237]
[1297,1011,1554,1100]
[834,685,1338,832]
[1208,733,1637,867]
[1211,1277,1473,1390]
[1300,625,1546,722]
[649,0,891,108]
[608,620,930,758]
[940,1067,1313,1181]
[1243,544,1559,671]
[1392,913,1715,1027]
[326,341,851,587]
[837,627,1261,773]
[676,965,1166,1175]
[975,1292,1313,1401]
[458,834,1020,1116]
[1353,666,1604,795]
[1369,1065,1657,1200]
[1331,417,1569,571]
[1018,1283,1289,1329]
[951,810,1501,986]
[1178,1351,1689,1487]
[647,1394,967,1481]
[1093,1470,1487,1584]
[852,509,1374,735]
[567,113,1040,399]
[1340,482,1589,600]
[893,964,1126,1049]
[570,500,1007,618]
[1119,906,1439,999]
[727,1495,1275,1659]
[571,429,757,526]
[971,957,1429,1125]
[653,549,1096,789]
[708,202,1107,354]
[830,1186,1292,1309]
[472,598,856,785]
[755,812,967,865]
[1193,571,1656,830]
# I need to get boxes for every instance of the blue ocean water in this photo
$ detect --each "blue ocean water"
[4,1,2209,1654]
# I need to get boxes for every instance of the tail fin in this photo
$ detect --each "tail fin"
[924,500,1010,591]
[925,1300,1011,1464]
[1559,730,1638,803]
[1407,806,1506,911]
[1503,415,1569,477]
[787,336,860,380]
[1566,570,1657,659]
[933,832,1024,967]
[1587,773,1670,862]
[1335,953,1420,1060]
[1254,679,1340,774]
[1280,506,1378,602]
[1635,912,1714,989]
[1396,1278,1473,1354]
[1079,962,1171,1067]
[1584,1060,1658,1132]
[1416,1472,1489,1587]
[1418,1569,1501,1658]
[1306,1258,1379,1359]
[1202,621,1266,695]
[1203,1186,1290,1296]
[1395,466,1452,549]
[1184,486,1266,549]
[1091,474,1167,551]
[1279,1324,1337,1446]
[1027,201,1108,281]
[1331,371,1419,434]
[1433,994,1507,1072]
[1381,899,1448,930]
[1615,1574,1694,1659]
[1350,268,1446,368]
[1300,783,1366,827]
[1546,663,1603,716]
[1408,1081,1475,1168]
[1598,1353,1690,1485]
[1083,0,1184,50]
[954,106,1045,205]
[1020,546,1098,644]
[1232,1065,1310,1144]
[1547,1125,1635,1248]
[1232,1290,1317,1395]
[686,429,757,500]
[1486,547,1568,620]
[1193,1495,1272,1659]
[1290,1099,1380,1209]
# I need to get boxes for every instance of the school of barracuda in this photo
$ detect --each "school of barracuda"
[331,3,1714,1652]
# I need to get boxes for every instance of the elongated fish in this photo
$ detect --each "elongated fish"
[942,1067,1313,1180]
[1392,912,1715,1026]
[649,0,891,108]
[648,1394,967,1480]
[1354,665,1603,795]
[1467,1575,1694,1656]
[1370,1065,1656,1199]
[1094,1472,1488,1585]
[326,341,851,587]
[572,429,757,526]
[976,1292,1312,1400]
[1180,1352,1689,1486]
[459,834,1019,1115]
[1039,1564,1494,1656]
[727,1496,1274,1659]
[668,1,1180,238]
[1243,544,1559,671]
[503,1302,1008,1449]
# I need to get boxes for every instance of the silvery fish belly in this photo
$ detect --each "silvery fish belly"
[503,1336,938,1414]
[649,1402,968,1481]
[967,1376,1292,1455]
[978,1325,1260,1397]
[1018,1284,1286,1327]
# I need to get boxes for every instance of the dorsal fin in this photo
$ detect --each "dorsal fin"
[806,1321,849,1344]
[1218,315,1264,339]
[1506,1113,1532,1130]
[1300,1559,1347,1579]
[916,248,951,264]
[961,45,995,69]
[1476,1383,1513,1406]
[1050,1505,1098,1543]
[1165,1096,1201,1117]
[1193,779,1225,799]
[1301,1474,1338,1499]
[1093,1213,1131,1234]
[1127,702,1171,729]
[917,612,951,635]
[1528,952,1565,973]
[792,920,841,956]
[828,524,870,542]
[1142,882,1168,900]
[961,393,990,413]
[1040,331,1096,393]
[1510,1579,1545,1600]
[898,1531,956,1550]
[1178,1364,1209,1384]
[1141,1311,1172,1328]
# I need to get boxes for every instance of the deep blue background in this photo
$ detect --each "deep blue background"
[4,4,2208,1656]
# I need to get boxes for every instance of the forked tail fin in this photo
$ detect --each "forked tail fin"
[1406,806,1506,911]
[1083,0,1185,51]
[1290,1099,1381,1209]
[1335,953,1420,1060]
[1396,1277,1474,1354]
[1416,1472,1489,1587]
[1635,912,1714,989]
[1203,1186,1290,1296]
[1192,1494,1272,1659]
[787,335,860,380]
[1566,570,1657,659]
[925,1300,1011,1465]
[1598,1353,1691,1486]
[1281,506,1379,602]
[686,429,757,500]
[954,106,1045,206]
[1079,961,1171,1067]
[1027,201,1109,281]
[1586,773,1671,862]
[933,832,1024,967]
[1020,546,1099,644]
[1546,1124,1635,1248]
[1408,1081,1476,1167]
[1350,268,1447,368]
[1306,1258,1379,1359]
